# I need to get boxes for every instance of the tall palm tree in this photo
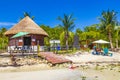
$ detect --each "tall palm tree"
[58,14,75,50]
[114,21,120,49]
[20,12,35,20]
[99,10,117,49]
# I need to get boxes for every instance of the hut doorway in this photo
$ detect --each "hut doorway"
[23,37,31,46]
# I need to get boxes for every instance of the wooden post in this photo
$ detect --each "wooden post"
[37,40,40,55]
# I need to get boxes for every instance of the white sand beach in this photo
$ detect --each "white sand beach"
[0,69,86,80]
[0,51,120,80]
[0,66,120,80]
[65,51,120,63]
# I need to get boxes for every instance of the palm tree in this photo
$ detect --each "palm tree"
[60,32,74,46]
[114,21,120,49]
[99,10,117,49]
[58,14,75,50]
[20,12,35,20]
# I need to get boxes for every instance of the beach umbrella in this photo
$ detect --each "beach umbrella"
[11,32,29,38]
[92,39,110,48]
[92,39,110,44]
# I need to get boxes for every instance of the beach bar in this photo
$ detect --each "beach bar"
[4,16,48,52]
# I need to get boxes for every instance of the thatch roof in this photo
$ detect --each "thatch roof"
[4,16,48,36]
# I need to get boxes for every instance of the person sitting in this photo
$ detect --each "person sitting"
[93,45,96,51]
[96,48,103,55]
[92,45,98,55]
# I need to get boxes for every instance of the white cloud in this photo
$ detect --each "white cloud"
[0,22,16,26]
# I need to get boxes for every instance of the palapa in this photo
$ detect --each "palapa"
[4,16,48,36]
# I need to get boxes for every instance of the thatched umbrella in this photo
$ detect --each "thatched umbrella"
[4,16,48,36]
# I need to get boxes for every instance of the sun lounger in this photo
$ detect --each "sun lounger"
[103,48,108,56]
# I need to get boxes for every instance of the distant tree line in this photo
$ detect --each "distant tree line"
[0,10,120,50]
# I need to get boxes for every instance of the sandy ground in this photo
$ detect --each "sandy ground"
[0,69,88,80]
[83,69,120,80]
[0,51,120,80]
[0,67,120,80]
[65,51,120,63]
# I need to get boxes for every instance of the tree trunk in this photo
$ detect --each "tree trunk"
[66,37,68,50]
[116,39,118,49]
[108,32,113,49]
[65,32,69,50]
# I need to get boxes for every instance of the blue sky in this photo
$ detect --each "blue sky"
[0,0,120,31]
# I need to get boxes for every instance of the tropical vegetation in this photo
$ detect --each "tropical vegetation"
[98,10,117,49]
[0,27,8,50]
[57,14,75,50]
[0,10,120,51]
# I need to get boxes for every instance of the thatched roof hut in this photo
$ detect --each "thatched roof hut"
[4,16,48,36]
[5,16,48,51]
